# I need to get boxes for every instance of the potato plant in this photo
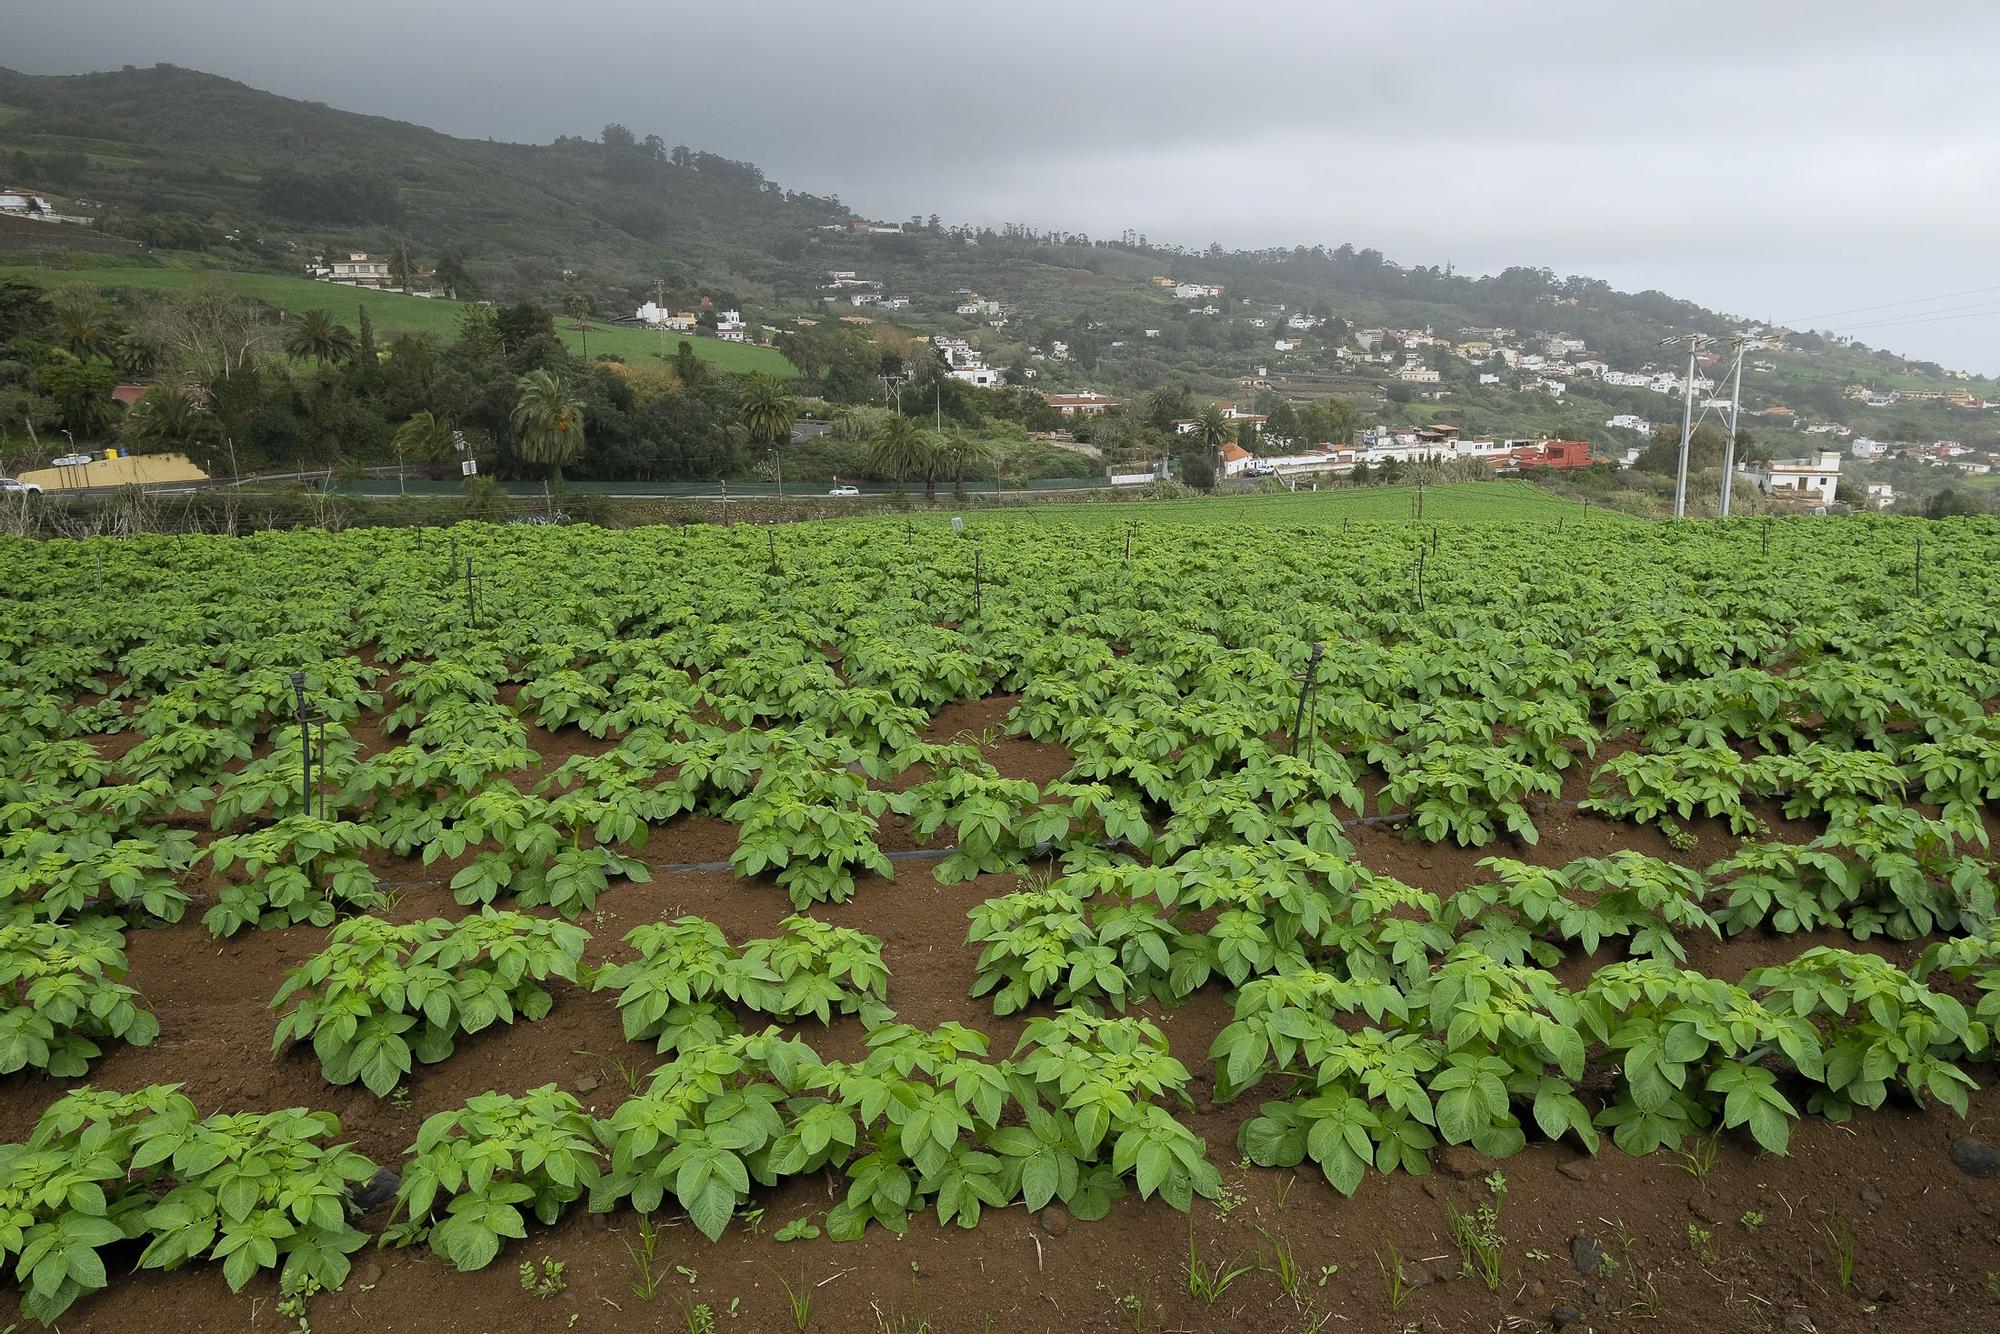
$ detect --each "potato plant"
[270,909,587,1094]
[385,1086,603,1271]
[0,826,197,923]
[592,913,890,1053]
[0,1086,375,1323]
[0,919,158,1076]
[203,814,385,935]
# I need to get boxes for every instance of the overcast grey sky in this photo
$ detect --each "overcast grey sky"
[11,0,2000,372]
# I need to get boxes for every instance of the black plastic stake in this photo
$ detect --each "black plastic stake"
[289,671,311,815]
[1289,641,1325,757]
[1414,549,1426,612]
[973,547,983,617]
[465,556,476,627]
[1915,537,1923,598]
[1762,520,1770,556]
[768,529,777,570]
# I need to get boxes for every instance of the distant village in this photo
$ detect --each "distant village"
[10,176,1994,512]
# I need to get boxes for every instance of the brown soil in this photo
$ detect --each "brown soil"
[7,702,2000,1334]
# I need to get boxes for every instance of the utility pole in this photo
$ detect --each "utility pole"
[1662,333,1707,519]
[1719,335,1748,517]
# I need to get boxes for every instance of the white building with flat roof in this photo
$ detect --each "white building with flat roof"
[1741,449,1841,506]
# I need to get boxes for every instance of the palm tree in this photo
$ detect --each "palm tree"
[511,368,586,481]
[110,330,161,379]
[1193,404,1231,480]
[120,385,218,459]
[830,405,869,442]
[392,410,458,481]
[739,374,797,446]
[283,309,357,366]
[940,432,997,499]
[52,293,114,362]
[564,292,595,360]
[867,413,935,495]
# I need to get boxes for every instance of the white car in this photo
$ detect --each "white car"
[51,453,92,467]
[0,478,42,494]
[827,485,860,497]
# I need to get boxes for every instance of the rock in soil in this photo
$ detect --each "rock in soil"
[350,1167,400,1211]
[1859,1186,1885,1209]
[1569,1234,1605,1275]
[1434,1145,1488,1179]
[1550,1305,1585,1330]
[1951,1137,2000,1179]
[1037,1206,1070,1237]
[1557,1159,1591,1182]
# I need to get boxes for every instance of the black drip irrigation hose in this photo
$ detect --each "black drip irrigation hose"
[360,801,1601,891]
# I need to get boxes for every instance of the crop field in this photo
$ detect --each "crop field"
[0,262,796,375]
[1000,480,1632,527]
[2,511,1999,1333]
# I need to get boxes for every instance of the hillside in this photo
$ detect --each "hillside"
[0,63,848,307]
[3,62,1997,482]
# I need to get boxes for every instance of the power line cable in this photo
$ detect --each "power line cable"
[1820,300,2000,336]
[1775,282,2000,328]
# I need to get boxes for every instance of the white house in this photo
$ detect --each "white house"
[881,297,910,310]
[0,190,54,213]
[1478,373,1503,386]
[948,363,1003,388]
[636,302,696,330]
[1865,482,1896,509]
[1286,313,1319,331]
[850,293,880,307]
[1606,413,1652,433]
[1043,391,1118,416]
[1274,338,1303,352]
[1741,449,1842,506]
[1397,367,1441,384]
[1850,438,1888,460]
[321,252,394,288]
[1143,328,1161,339]
[1174,282,1225,299]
